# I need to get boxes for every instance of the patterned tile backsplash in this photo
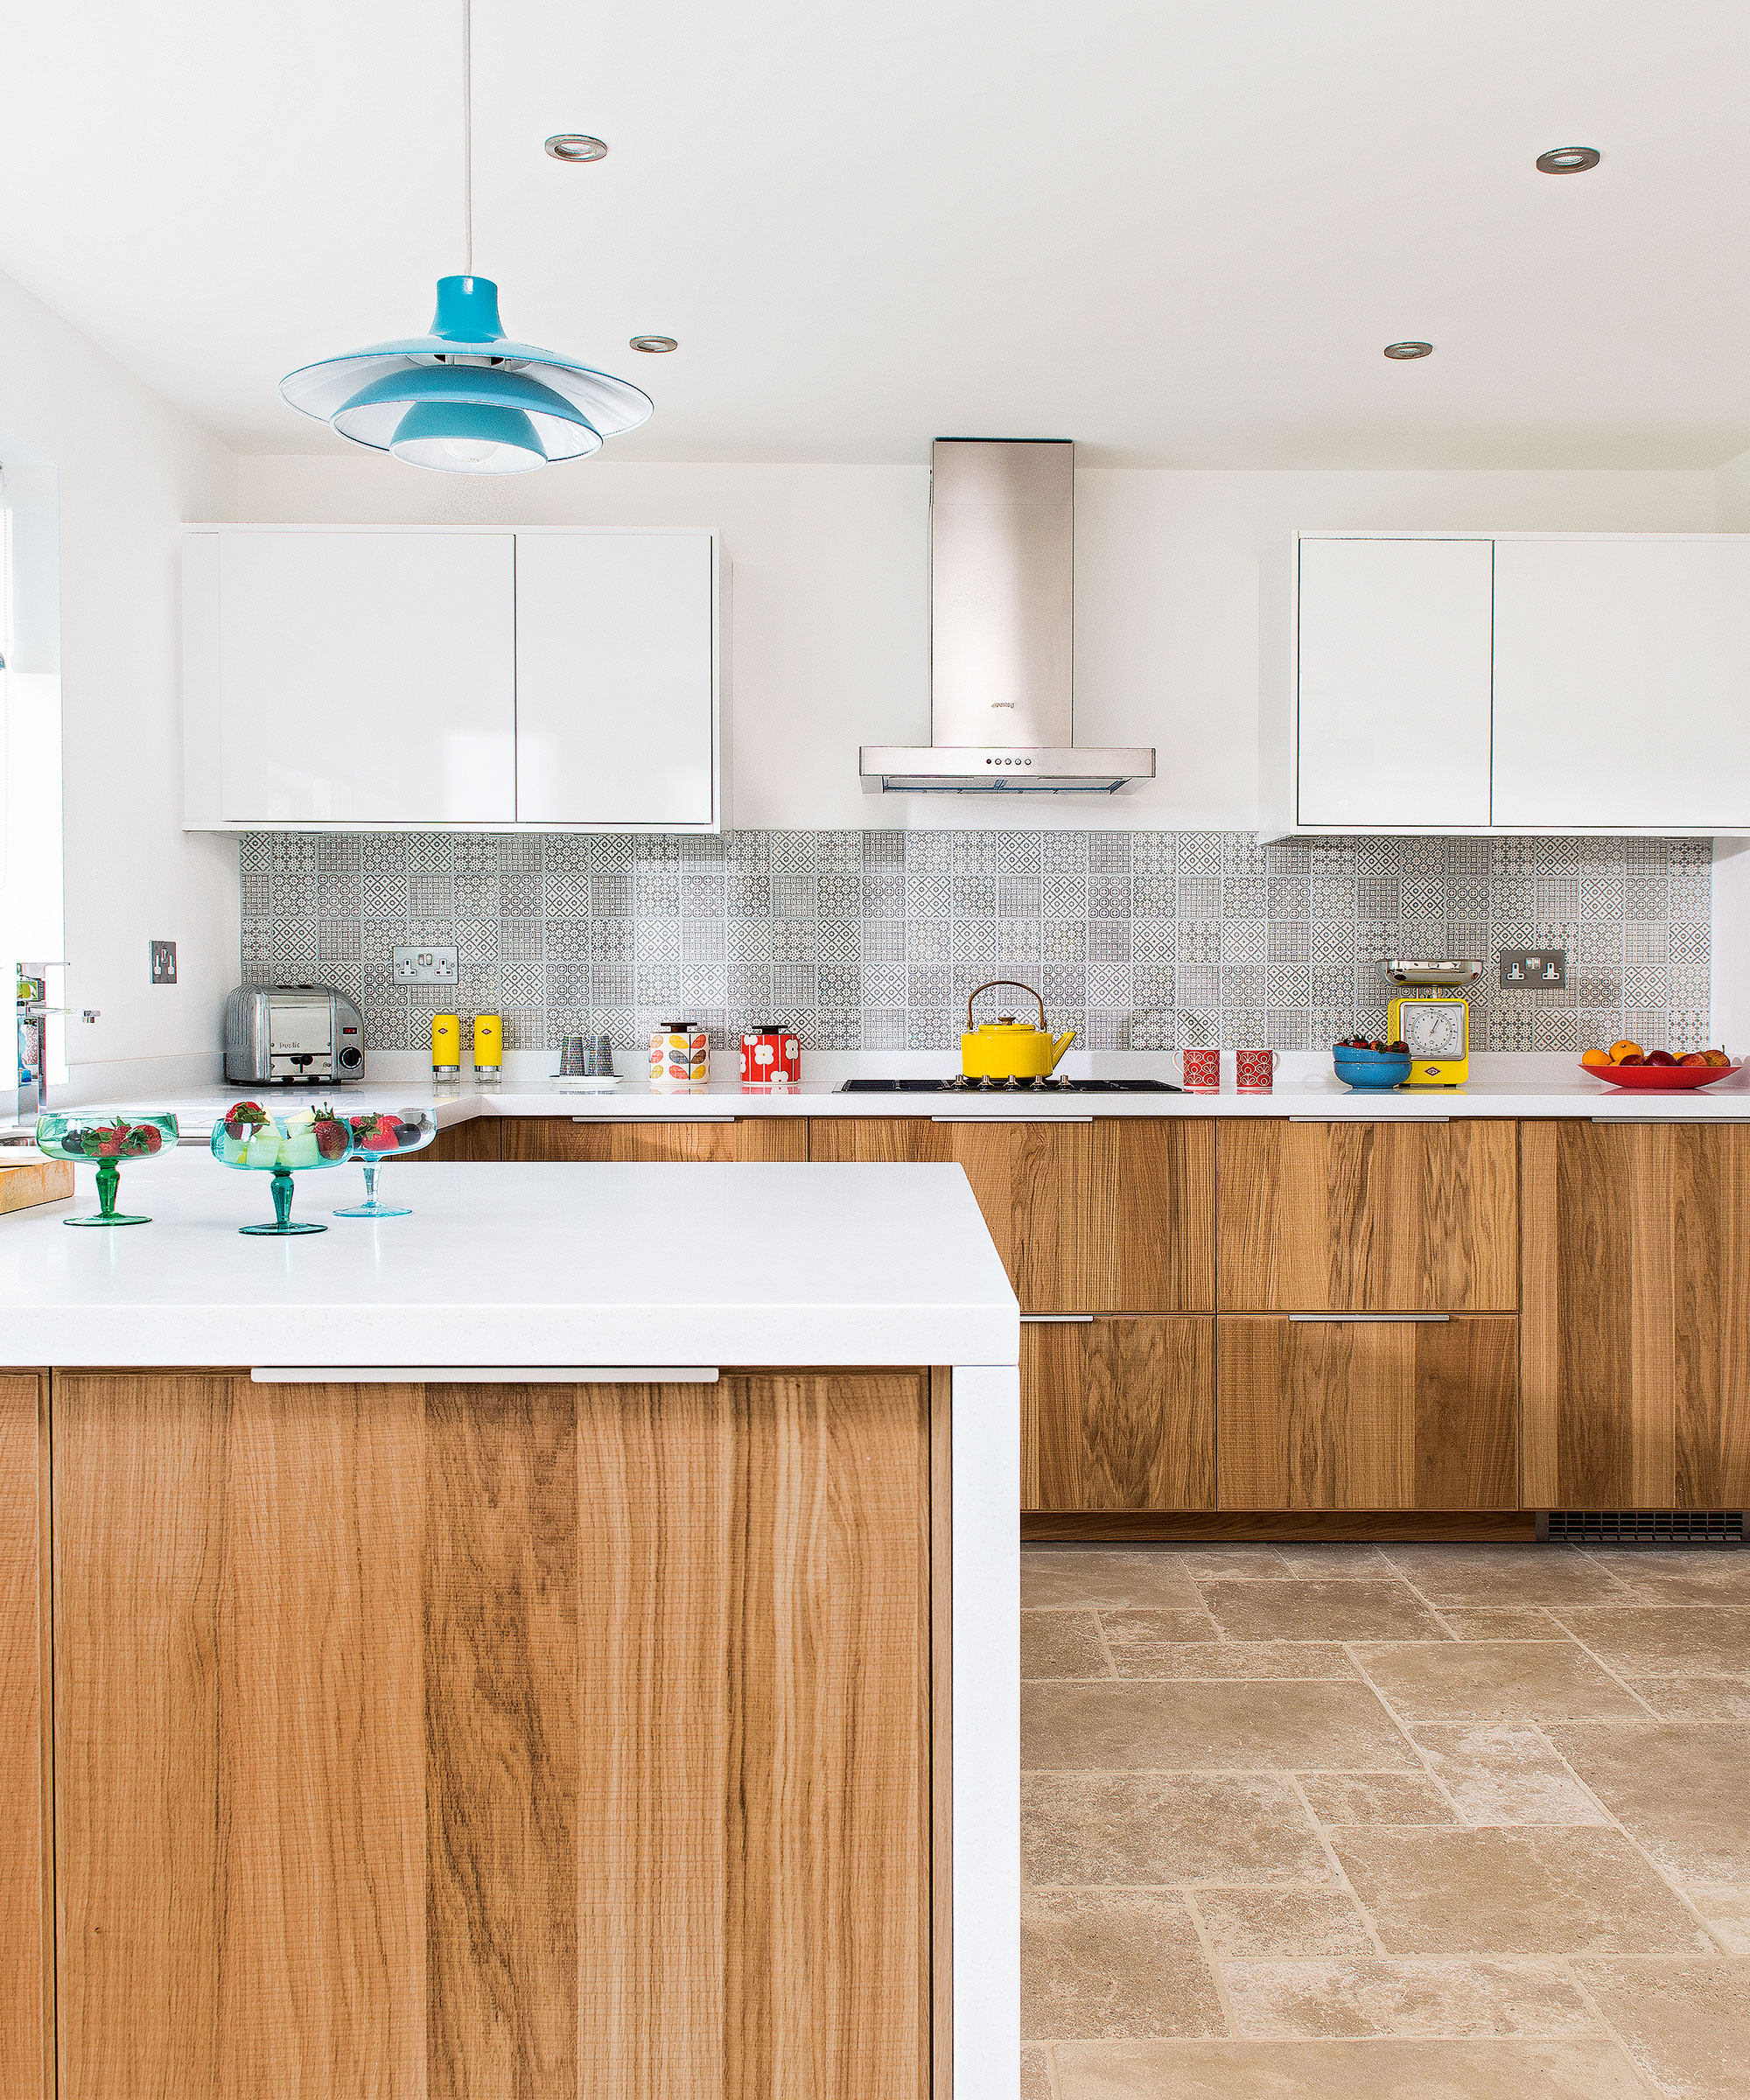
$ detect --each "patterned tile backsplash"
[241,830,1713,1058]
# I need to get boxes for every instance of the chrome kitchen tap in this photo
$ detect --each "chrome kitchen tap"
[15,964,99,1116]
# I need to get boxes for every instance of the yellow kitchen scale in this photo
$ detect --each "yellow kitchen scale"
[1383,960,1483,1087]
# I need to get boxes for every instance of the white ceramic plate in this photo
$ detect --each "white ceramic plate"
[552,1074,622,1093]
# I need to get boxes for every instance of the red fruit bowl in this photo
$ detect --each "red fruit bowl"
[1580,1060,1741,1090]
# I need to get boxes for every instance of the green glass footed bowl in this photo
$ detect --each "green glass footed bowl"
[333,1109,437,1219]
[208,1102,355,1236]
[35,1111,180,1227]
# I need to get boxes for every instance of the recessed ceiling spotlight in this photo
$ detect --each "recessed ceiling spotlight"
[1536,145,1600,174]
[629,335,678,354]
[545,134,608,163]
[1383,341,1434,360]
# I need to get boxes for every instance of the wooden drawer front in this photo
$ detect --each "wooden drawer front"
[403,1117,502,1163]
[1218,1315,1521,1511]
[1217,1119,1518,1312]
[808,1118,1215,1312]
[502,1116,806,1163]
[1023,1317,1215,1513]
[1522,1121,1750,1509]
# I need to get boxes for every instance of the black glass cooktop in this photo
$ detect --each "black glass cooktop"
[837,1077,1181,1095]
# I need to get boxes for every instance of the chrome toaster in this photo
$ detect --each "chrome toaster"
[224,982,365,1084]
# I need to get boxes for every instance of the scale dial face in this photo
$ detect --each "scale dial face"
[1403,1000,1466,1060]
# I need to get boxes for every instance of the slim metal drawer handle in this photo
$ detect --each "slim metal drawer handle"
[1287,1312,1451,1324]
[1021,1313,1095,1323]
[930,1116,1096,1124]
[1289,1116,1452,1124]
[571,1116,738,1125]
[251,1365,722,1383]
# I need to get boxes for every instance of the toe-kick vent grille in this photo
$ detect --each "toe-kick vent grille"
[1547,1509,1745,1546]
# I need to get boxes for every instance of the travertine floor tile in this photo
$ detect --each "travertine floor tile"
[1554,1606,1750,1676]
[1354,1639,1643,1723]
[1574,1956,1750,2100]
[1022,1547,1205,1611]
[1023,1680,1418,1773]
[1098,1607,1222,1645]
[1332,1827,1710,1955]
[1278,1544,1397,1578]
[1412,1723,1612,1826]
[1623,1677,1750,1719]
[1191,1888,1376,1958]
[1297,1770,1457,1828]
[1165,1545,1293,1579]
[1053,2036,1655,2098]
[1200,1578,1447,1644]
[1384,1544,1633,1606]
[1583,1550,1750,1606]
[1438,1606,1570,1641]
[1110,1642,1359,1682]
[1023,1772,1332,1887]
[1221,1955,1604,2039]
[1684,1884,1750,1953]
[1021,2043,1054,2098]
[1022,1889,1222,2040]
[1548,1721,1750,1883]
[1024,1610,1111,1680]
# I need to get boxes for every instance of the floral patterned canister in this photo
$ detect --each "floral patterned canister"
[649,1021,710,1090]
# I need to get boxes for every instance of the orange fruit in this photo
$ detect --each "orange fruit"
[1609,1040,1644,1064]
[1580,1047,1611,1068]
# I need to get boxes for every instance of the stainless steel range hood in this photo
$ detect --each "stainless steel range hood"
[859,438,1155,794]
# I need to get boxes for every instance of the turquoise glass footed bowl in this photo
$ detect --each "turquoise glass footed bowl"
[209,1100,354,1235]
[34,1110,179,1226]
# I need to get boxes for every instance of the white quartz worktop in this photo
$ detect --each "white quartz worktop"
[0,1152,1018,1369]
[16,1054,1750,1136]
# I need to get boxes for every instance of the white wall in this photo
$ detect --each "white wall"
[0,265,238,1094]
[239,452,1718,831]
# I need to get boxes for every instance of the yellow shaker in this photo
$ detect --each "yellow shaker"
[473,1012,502,1079]
[431,1012,460,1078]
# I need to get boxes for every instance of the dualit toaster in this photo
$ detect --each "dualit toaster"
[224,982,365,1084]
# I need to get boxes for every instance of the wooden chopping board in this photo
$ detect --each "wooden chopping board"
[0,1149,75,1214]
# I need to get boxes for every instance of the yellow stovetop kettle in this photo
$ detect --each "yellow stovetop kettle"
[961,980,1078,1080]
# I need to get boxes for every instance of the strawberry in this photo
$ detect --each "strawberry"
[224,1099,269,1140]
[361,1125,397,1152]
[312,1116,347,1160]
[91,1123,128,1158]
[136,1124,164,1154]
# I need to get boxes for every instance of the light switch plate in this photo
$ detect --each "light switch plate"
[1500,947,1567,990]
[150,940,177,985]
[394,944,458,984]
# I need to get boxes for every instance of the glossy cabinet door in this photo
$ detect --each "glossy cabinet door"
[1493,536,1750,830]
[214,529,517,824]
[808,1117,1216,1312]
[1217,1118,1518,1313]
[1522,1121,1750,1509]
[1023,1317,1215,1512]
[51,1368,931,2100]
[1219,1315,1521,1511]
[514,531,718,829]
[503,1117,807,1163]
[1295,536,1494,829]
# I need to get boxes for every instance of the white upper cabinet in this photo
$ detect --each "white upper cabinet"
[1491,537,1750,830]
[514,532,717,828]
[212,530,516,825]
[1293,537,1494,830]
[1261,530,1750,836]
[183,525,724,831]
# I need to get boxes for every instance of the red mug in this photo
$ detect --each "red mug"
[1181,1046,1220,1092]
[1236,1046,1278,1092]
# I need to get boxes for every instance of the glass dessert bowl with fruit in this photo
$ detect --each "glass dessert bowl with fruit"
[34,1111,179,1226]
[332,1108,437,1219]
[209,1100,354,1234]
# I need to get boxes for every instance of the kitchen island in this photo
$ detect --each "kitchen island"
[0,1152,1018,2100]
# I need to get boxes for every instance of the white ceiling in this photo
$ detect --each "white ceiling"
[4,0,1750,468]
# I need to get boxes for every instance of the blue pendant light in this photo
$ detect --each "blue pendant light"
[278,0,650,473]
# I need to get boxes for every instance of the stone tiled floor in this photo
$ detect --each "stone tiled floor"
[1020,1542,1750,2098]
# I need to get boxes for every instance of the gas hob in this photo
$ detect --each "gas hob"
[836,1076,1180,1095]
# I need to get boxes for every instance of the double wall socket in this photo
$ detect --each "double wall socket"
[150,940,177,984]
[394,944,458,985]
[1500,948,1567,990]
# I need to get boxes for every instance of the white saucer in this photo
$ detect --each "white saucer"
[552,1074,622,1092]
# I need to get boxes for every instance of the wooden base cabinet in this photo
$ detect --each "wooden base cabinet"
[1022,1318,1215,1513]
[1,1375,48,2100]
[504,1116,808,1163]
[1218,1316,1521,1511]
[1522,1121,1750,1508]
[809,1118,1214,1313]
[51,1369,934,2100]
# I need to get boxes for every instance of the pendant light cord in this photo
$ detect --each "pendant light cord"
[461,0,473,274]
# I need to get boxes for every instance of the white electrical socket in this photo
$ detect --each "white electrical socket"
[393,945,458,984]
